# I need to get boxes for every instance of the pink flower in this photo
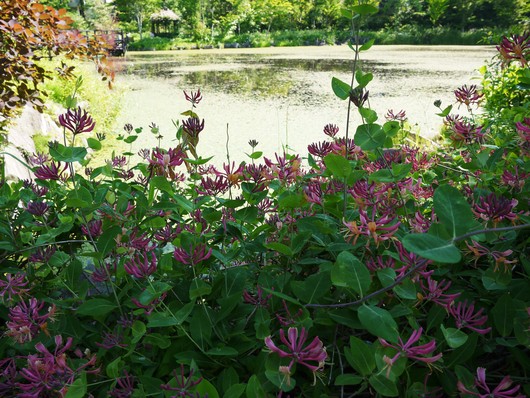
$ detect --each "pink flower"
[448,300,491,335]
[323,123,339,138]
[308,141,333,158]
[385,109,407,122]
[173,243,212,266]
[161,364,203,397]
[243,285,272,308]
[454,84,483,108]
[265,327,327,373]
[0,273,30,303]
[458,367,524,397]
[6,298,56,343]
[109,370,135,397]
[420,276,461,307]
[497,32,530,67]
[473,193,518,225]
[124,252,157,279]
[58,106,96,135]
[81,219,103,238]
[182,117,205,138]
[34,161,68,181]
[379,327,442,365]
[184,88,202,106]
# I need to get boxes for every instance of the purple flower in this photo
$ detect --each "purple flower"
[497,32,530,67]
[124,252,157,278]
[0,273,30,303]
[473,193,518,225]
[323,123,339,138]
[458,367,524,397]
[81,219,103,238]
[308,141,333,158]
[450,120,485,145]
[28,152,49,166]
[198,175,229,196]
[182,117,205,138]
[112,155,127,167]
[213,161,245,187]
[173,243,212,266]
[6,298,56,343]
[58,106,96,135]
[454,84,483,107]
[420,276,461,307]
[109,370,135,397]
[330,138,363,160]
[131,292,166,316]
[448,300,491,335]
[379,328,442,365]
[265,327,327,373]
[184,88,202,106]
[154,223,182,243]
[385,109,407,122]
[34,161,68,181]
[161,364,203,397]
[29,245,56,263]
[243,285,272,308]
[97,330,127,349]
[349,87,369,108]
[343,208,400,247]
[91,262,115,283]
[149,147,185,178]
[501,166,529,191]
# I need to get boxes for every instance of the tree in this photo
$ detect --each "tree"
[0,0,113,132]
[114,0,160,38]
[426,0,449,26]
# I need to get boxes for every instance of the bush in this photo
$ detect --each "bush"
[0,29,529,398]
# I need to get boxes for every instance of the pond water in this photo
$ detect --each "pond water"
[114,45,497,165]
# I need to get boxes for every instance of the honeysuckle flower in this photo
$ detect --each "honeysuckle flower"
[131,292,167,316]
[6,298,56,343]
[265,327,327,373]
[198,175,229,196]
[184,88,202,106]
[109,370,135,397]
[213,161,245,187]
[81,219,103,238]
[154,223,182,243]
[343,208,400,247]
[331,137,364,159]
[497,32,530,67]
[501,166,529,191]
[124,252,157,279]
[96,330,127,349]
[276,300,304,327]
[473,193,518,225]
[28,152,50,166]
[161,364,203,397]
[243,285,272,307]
[308,140,333,158]
[457,367,524,397]
[323,123,339,138]
[0,273,30,303]
[58,106,96,135]
[123,123,134,133]
[264,152,303,183]
[450,120,485,145]
[182,116,205,138]
[419,276,461,306]
[173,243,212,266]
[91,262,115,283]
[454,84,483,107]
[379,327,442,367]
[448,300,491,335]
[385,109,407,122]
[349,86,369,107]
[409,210,432,233]
[112,155,127,167]
[248,138,259,148]
[34,161,68,181]
[29,245,56,263]
[304,181,323,206]
[25,200,49,217]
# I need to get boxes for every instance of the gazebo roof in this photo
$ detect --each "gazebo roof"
[150,9,180,22]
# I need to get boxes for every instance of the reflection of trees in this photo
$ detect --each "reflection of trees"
[181,68,293,97]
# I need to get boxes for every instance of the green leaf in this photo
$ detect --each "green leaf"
[195,379,219,398]
[402,233,461,263]
[278,192,305,209]
[190,308,212,349]
[323,153,352,179]
[64,373,87,398]
[433,185,480,239]
[345,336,376,376]
[446,333,478,367]
[369,374,398,396]
[441,325,468,348]
[189,278,212,300]
[359,38,375,52]
[358,304,399,343]
[131,321,146,344]
[383,121,400,137]
[87,137,102,150]
[206,346,239,356]
[436,104,453,117]
[225,384,246,398]
[354,123,385,150]
[49,144,87,163]
[96,226,121,257]
[332,77,351,100]
[355,70,373,88]
[393,278,417,300]
[352,4,379,16]
[335,374,363,385]
[106,357,122,378]
[291,272,332,303]
[77,298,117,318]
[144,333,171,349]
[265,370,296,392]
[492,294,515,337]
[264,242,293,256]
[260,287,301,307]
[246,375,267,398]
[248,151,263,159]
[147,303,194,327]
[123,135,138,144]
[332,251,371,296]
[359,107,378,123]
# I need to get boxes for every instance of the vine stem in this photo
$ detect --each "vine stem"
[306,259,429,309]
[453,222,530,242]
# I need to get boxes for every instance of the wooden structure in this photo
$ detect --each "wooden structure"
[150,9,180,37]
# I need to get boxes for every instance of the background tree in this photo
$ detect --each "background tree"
[426,0,449,26]
[113,0,159,38]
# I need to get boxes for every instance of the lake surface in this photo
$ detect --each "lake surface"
[114,45,497,165]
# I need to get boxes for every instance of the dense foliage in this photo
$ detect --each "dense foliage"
[1,4,530,398]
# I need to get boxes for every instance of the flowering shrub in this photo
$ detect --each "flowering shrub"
[1,5,529,397]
